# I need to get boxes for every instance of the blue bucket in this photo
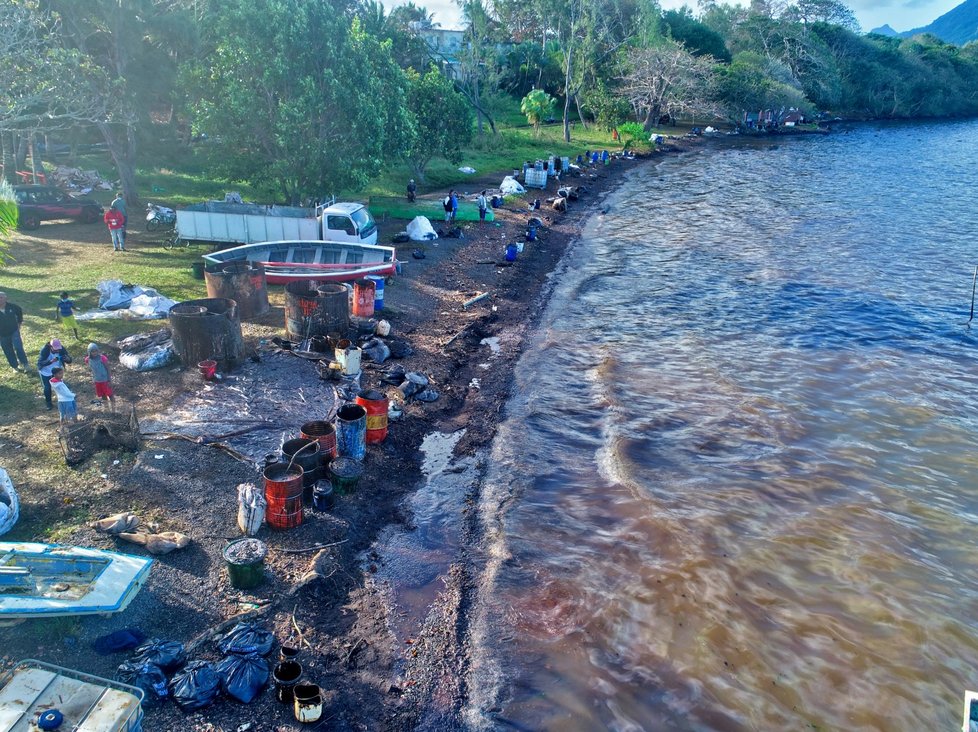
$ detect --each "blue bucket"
[505,244,519,262]
[367,275,385,312]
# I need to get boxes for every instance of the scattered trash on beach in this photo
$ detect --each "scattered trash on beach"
[92,512,140,535]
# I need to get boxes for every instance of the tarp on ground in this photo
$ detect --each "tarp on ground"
[500,176,527,194]
[78,281,178,321]
[406,216,438,241]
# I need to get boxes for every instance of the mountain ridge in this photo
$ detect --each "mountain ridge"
[870,0,978,45]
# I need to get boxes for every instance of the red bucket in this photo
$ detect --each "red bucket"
[355,390,389,444]
[264,463,304,530]
[198,359,217,381]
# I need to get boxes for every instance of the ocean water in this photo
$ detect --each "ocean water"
[466,120,978,731]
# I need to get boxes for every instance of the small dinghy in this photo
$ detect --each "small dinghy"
[203,239,397,284]
[0,542,153,622]
[0,469,17,537]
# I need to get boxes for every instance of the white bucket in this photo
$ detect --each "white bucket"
[335,345,362,375]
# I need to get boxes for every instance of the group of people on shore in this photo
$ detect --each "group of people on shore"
[1,290,116,424]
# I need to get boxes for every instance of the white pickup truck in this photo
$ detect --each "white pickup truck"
[175,200,378,247]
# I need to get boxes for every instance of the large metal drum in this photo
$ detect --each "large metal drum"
[169,297,245,370]
[204,261,269,319]
[284,282,349,341]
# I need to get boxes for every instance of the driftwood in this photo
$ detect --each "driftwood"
[142,433,253,463]
[288,549,340,596]
[462,292,489,310]
[272,539,348,555]
[442,320,480,349]
[185,603,275,655]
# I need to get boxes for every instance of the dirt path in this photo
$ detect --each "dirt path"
[0,141,696,730]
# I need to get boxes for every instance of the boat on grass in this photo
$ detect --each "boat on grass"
[0,542,152,623]
[0,469,17,537]
[202,239,397,285]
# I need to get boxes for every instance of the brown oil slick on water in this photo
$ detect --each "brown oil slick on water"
[467,121,978,731]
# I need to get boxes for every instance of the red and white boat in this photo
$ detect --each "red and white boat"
[202,240,397,285]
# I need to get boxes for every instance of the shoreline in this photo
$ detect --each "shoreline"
[0,137,698,730]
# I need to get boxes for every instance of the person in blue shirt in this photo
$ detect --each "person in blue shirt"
[449,191,458,224]
[56,291,80,341]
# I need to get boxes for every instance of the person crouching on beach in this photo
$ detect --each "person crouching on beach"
[49,367,77,423]
[56,291,80,341]
[85,343,115,411]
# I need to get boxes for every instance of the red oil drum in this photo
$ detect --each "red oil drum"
[355,389,389,444]
[263,464,304,530]
[300,421,337,459]
[352,279,376,318]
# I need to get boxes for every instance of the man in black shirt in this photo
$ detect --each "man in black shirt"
[0,291,30,371]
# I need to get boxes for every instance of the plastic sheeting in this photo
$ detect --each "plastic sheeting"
[118,329,178,372]
[80,281,178,321]
[0,467,19,537]
[500,176,526,195]
[406,216,438,241]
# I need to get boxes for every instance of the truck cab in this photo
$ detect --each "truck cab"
[319,202,378,245]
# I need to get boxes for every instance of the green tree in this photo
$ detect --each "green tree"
[662,7,731,61]
[520,88,555,135]
[405,67,473,179]
[0,178,15,262]
[45,0,202,207]
[620,41,719,131]
[186,1,413,203]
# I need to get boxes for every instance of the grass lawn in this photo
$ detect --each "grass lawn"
[0,224,202,419]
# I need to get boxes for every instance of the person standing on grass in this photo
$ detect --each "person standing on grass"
[85,343,115,411]
[38,338,72,411]
[49,367,77,424]
[477,190,488,222]
[104,206,126,251]
[56,291,80,341]
[449,190,458,224]
[111,191,127,247]
[0,291,30,372]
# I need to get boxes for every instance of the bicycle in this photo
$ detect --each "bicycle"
[161,230,196,250]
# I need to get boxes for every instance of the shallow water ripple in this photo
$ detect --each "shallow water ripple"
[467,121,978,731]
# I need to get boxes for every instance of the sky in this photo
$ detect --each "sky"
[413,0,965,35]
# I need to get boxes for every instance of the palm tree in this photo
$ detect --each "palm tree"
[0,179,16,264]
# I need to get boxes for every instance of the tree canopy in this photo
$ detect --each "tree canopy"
[3,0,978,199]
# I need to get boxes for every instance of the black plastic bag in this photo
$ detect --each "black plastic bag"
[94,628,146,655]
[116,660,169,704]
[170,660,221,711]
[217,622,274,656]
[133,639,186,672]
[216,653,270,703]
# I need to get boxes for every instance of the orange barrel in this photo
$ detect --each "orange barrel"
[300,421,337,459]
[281,438,322,507]
[355,389,389,444]
[263,464,304,530]
[352,279,376,318]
